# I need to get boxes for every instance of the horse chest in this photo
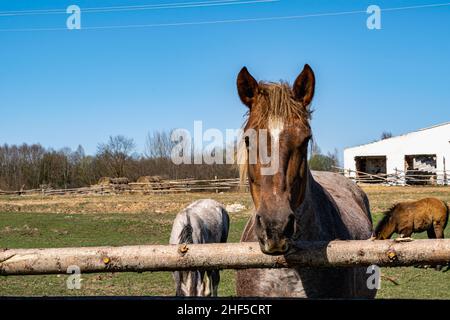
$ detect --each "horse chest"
[237,267,362,298]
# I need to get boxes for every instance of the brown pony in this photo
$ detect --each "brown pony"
[235,65,376,298]
[374,198,449,240]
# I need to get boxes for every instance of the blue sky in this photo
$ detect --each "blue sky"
[1,0,449,158]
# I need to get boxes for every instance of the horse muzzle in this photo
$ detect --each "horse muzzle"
[260,238,290,255]
[255,210,296,255]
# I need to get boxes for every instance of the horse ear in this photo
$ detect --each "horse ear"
[237,67,259,108]
[293,64,315,107]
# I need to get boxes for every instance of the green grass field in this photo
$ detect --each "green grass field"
[0,186,449,298]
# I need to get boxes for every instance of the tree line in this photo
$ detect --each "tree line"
[0,132,339,191]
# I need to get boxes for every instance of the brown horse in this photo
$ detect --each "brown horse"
[374,198,449,240]
[235,65,376,298]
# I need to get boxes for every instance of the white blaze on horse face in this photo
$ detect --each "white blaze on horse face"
[268,118,284,144]
[266,117,284,195]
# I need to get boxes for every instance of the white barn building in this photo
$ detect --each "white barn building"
[344,122,450,185]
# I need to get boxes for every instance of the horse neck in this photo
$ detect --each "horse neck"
[378,216,395,239]
[294,165,314,213]
[293,166,315,216]
[293,167,345,240]
[302,164,317,200]
[382,221,396,239]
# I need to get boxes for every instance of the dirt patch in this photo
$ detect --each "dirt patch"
[0,186,447,216]
[0,192,254,215]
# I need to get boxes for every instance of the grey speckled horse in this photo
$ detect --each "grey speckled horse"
[170,199,229,296]
[235,65,376,298]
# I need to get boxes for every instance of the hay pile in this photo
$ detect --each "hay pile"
[136,176,163,183]
[111,177,129,185]
[97,177,113,185]
[97,177,129,185]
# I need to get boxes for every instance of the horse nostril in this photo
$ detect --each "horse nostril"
[263,239,290,255]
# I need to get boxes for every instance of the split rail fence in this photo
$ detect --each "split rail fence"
[1,168,449,197]
[336,167,450,186]
[0,178,244,197]
[1,240,450,276]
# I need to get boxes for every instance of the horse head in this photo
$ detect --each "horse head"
[237,64,315,255]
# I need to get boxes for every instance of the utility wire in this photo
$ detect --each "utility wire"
[0,2,449,32]
[0,0,278,17]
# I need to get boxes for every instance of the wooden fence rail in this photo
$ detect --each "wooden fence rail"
[336,167,450,186]
[1,169,449,196]
[1,240,450,276]
[0,178,245,197]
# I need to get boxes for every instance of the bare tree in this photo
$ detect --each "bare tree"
[0,134,241,191]
[97,135,136,177]
[145,130,174,159]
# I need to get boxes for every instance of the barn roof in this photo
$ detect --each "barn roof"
[345,121,450,151]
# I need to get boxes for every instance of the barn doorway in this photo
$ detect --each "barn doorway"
[404,154,437,185]
[355,156,387,183]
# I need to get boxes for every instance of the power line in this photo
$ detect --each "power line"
[85,0,279,13]
[82,10,371,30]
[0,2,449,32]
[0,0,278,17]
[379,1,450,12]
[0,0,245,15]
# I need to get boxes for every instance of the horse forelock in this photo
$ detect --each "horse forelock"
[238,81,312,184]
[246,82,312,128]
